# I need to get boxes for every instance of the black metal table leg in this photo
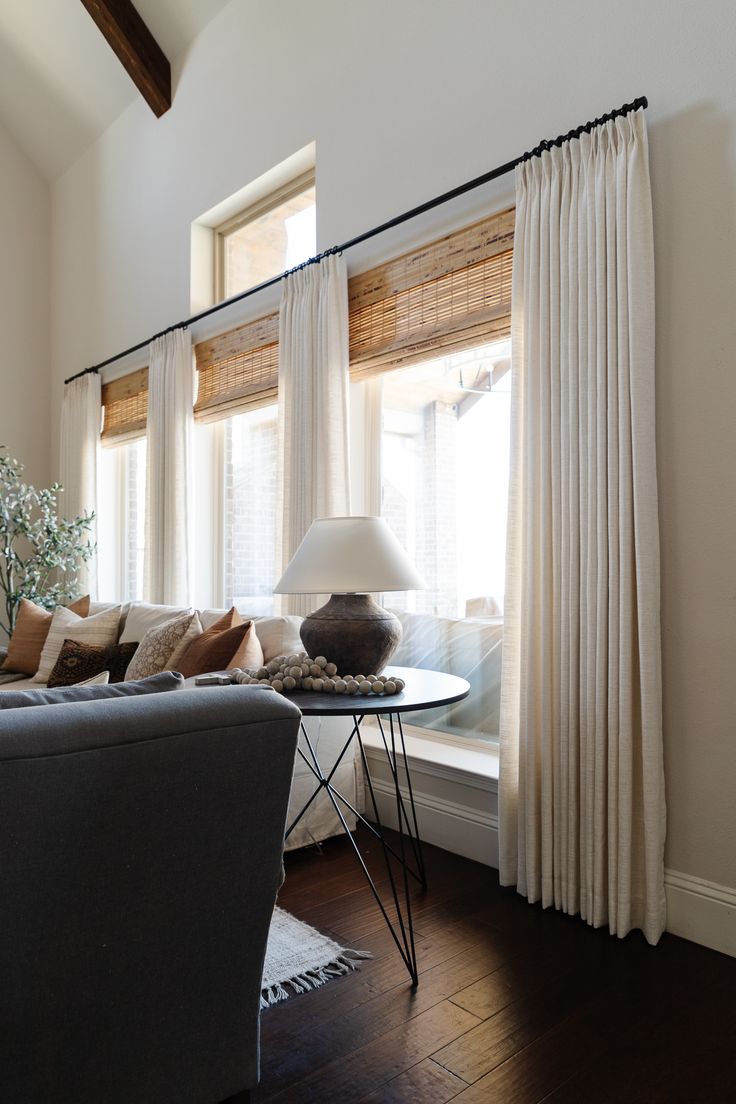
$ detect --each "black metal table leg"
[284,710,426,986]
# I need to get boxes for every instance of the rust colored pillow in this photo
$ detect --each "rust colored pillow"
[2,596,90,677]
[176,609,263,678]
[229,620,264,670]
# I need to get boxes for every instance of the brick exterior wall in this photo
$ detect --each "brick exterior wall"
[223,411,279,614]
[384,400,458,617]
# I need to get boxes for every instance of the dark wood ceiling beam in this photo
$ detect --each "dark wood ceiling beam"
[79,0,171,117]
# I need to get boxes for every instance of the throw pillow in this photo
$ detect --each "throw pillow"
[175,609,263,677]
[47,639,110,688]
[2,596,90,677]
[34,605,122,685]
[108,641,139,683]
[228,620,264,671]
[124,611,198,681]
[0,672,184,710]
[75,671,110,686]
[164,612,203,671]
[46,640,139,688]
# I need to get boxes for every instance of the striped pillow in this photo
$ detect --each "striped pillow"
[33,605,122,684]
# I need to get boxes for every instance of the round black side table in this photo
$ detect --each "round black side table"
[284,666,470,986]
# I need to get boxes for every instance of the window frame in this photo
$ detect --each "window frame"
[213,169,316,304]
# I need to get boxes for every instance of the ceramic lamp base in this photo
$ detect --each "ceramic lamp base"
[299,593,402,676]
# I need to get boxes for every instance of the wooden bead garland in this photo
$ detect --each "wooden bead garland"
[229,652,405,696]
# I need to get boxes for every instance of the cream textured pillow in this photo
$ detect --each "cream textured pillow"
[34,606,122,684]
[125,611,198,681]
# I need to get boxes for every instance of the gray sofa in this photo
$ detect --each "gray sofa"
[0,686,300,1104]
[0,602,365,851]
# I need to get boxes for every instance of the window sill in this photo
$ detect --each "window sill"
[360,718,499,790]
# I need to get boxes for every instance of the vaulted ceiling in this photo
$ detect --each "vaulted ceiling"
[0,0,231,180]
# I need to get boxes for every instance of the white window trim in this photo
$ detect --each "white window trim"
[213,169,315,303]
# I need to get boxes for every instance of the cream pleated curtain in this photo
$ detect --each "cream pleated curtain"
[59,372,102,597]
[278,254,351,616]
[143,328,194,606]
[499,109,666,944]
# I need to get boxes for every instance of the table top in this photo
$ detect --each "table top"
[285,666,470,717]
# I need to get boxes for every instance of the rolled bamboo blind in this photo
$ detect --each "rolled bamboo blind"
[194,313,279,422]
[101,367,148,445]
[348,206,514,378]
[100,206,514,431]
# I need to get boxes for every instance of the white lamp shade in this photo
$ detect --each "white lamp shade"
[274,516,425,595]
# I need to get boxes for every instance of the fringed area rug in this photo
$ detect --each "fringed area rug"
[260,907,370,1009]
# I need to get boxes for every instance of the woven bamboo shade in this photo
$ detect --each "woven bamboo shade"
[349,206,514,377]
[101,367,148,445]
[194,313,279,422]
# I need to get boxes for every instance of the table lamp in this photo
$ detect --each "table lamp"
[274,516,425,675]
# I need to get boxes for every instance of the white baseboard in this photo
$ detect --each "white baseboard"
[664,869,736,958]
[369,776,498,868]
[364,743,736,959]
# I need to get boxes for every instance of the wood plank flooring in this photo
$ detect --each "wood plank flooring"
[254,827,736,1103]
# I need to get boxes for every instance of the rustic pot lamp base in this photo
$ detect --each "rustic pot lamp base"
[274,516,425,677]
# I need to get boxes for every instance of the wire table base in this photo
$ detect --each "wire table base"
[283,667,470,986]
[285,710,427,985]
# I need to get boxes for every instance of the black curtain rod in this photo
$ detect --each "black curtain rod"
[65,95,647,385]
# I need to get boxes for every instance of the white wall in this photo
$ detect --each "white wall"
[49,1,736,918]
[0,118,49,488]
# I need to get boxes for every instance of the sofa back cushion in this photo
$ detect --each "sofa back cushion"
[91,603,303,666]
[119,603,192,645]
[0,672,184,711]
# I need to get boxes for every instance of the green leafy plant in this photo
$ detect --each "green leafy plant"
[0,449,95,637]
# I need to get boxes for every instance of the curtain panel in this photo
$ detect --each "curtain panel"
[59,373,102,597]
[278,254,351,616]
[499,109,666,944]
[143,328,194,606]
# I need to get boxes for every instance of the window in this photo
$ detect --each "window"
[222,404,279,614]
[380,338,511,743]
[215,172,316,301]
[97,438,146,603]
[382,338,511,617]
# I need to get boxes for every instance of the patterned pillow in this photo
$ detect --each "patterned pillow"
[125,612,199,681]
[47,640,140,688]
[48,639,109,688]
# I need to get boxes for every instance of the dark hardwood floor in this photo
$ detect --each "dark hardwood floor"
[255,827,736,1103]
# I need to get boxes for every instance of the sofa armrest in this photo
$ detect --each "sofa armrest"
[0,687,301,1104]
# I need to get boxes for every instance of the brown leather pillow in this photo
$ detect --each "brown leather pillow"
[2,596,90,677]
[176,609,263,678]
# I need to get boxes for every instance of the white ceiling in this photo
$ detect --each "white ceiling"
[0,0,232,180]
